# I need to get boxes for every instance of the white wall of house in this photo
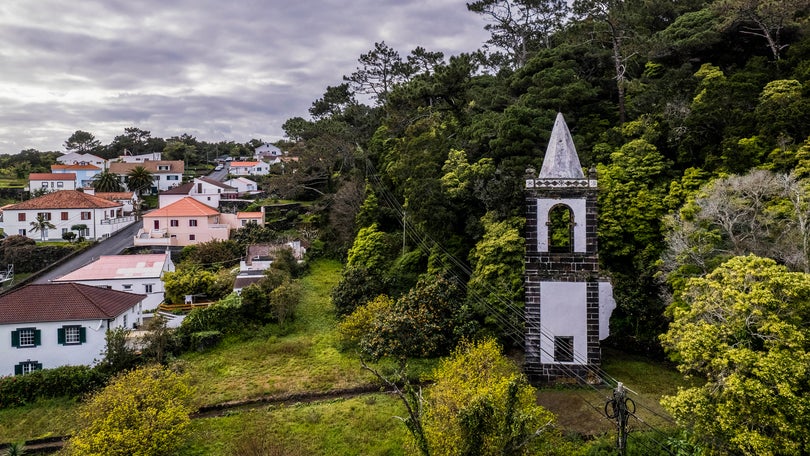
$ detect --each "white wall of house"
[224,178,258,194]
[30,179,76,193]
[3,207,129,241]
[136,215,230,247]
[538,281,588,365]
[229,162,269,176]
[57,152,107,168]
[0,311,139,377]
[119,152,162,163]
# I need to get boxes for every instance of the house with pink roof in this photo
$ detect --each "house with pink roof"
[52,252,174,311]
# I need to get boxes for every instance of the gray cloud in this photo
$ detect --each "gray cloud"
[0,0,489,153]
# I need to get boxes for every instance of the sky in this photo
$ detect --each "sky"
[0,0,490,154]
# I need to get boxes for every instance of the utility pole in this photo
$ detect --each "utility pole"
[605,382,634,455]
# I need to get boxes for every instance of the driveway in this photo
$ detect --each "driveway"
[33,219,144,284]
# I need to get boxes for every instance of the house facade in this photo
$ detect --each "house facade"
[135,197,230,247]
[53,252,174,311]
[229,161,269,176]
[29,173,77,193]
[158,177,235,208]
[118,152,162,163]
[85,190,139,214]
[0,190,132,241]
[51,163,102,188]
[0,283,145,376]
[57,152,106,168]
[255,143,282,160]
[223,177,259,197]
[108,160,184,193]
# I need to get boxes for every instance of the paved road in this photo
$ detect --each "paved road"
[33,220,144,284]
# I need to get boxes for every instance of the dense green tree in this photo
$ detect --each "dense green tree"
[64,130,101,153]
[65,364,195,456]
[91,170,123,192]
[179,239,242,271]
[713,0,810,61]
[344,41,413,104]
[126,165,155,197]
[163,267,230,304]
[661,255,810,455]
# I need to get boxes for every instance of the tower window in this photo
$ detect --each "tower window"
[547,205,574,252]
[554,336,574,362]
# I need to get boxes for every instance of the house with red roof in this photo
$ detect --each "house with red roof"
[51,163,102,188]
[228,160,270,176]
[53,252,174,311]
[28,173,77,193]
[0,190,132,241]
[108,160,184,193]
[0,283,146,376]
[135,197,230,246]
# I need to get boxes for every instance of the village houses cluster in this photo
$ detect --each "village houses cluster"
[0,143,305,376]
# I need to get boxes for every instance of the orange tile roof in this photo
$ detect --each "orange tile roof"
[52,164,101,171]
[29,173,76,181]
[143,197,219,218]
[0,283,146,324]
[54,254,169,281]
[94,192,135,200]
[6,190,121,210]
[109,160,184,174]
[230,161,260,167]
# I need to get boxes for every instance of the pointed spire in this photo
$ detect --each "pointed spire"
[538,113,584,179]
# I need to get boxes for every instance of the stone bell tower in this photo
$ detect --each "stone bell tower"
[523,112,615,383]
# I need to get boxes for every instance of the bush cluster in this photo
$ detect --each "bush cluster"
[0,365,108,409]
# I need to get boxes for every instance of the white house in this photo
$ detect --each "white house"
[158,177,235,209]
[53,252,174,311]
[224,177,260,196]
[0,283,146,376]
[28,173,77,193]
[0,190,132,241]
[57,152,107,168]
[118,151,162,163]
[255,143,282,160]
[229,161,269,176]
[108,160,185,193]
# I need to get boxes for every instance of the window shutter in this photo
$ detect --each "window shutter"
[79,327,87,343]
[33,329,41,346]
[14,364,22,375]
[58,327,65,345]
[11,330,19,348]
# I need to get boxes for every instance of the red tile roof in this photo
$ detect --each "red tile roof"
[0,283,146,324]
[230,161,260,167]
[143,197,219,218]
[94,192,135,201]
[109,160,184,174]
[5,190,121,210]
[160,183,194,195]
[29,173,76,181]
[54,254,169,281]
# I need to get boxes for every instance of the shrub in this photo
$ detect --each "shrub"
[0,365,108,409]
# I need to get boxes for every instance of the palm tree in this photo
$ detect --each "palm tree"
[92,170,123,192]
[29,214,56,241]
[126,166,154,197]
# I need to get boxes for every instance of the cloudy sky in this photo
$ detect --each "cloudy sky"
[0,1,490,154]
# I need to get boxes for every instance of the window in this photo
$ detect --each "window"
[41,182,48,188]
[18,229,26,236]
[123,314,128,328]
[37,212,51,221]
[57,182,64,188]
[122,284,132,291]
[17,213,26,222]
[189,234,196,241]
[167,175,179,181]
[144,284,153,293]
[14,361,42,375]
[11,328,41,348]
[158,165,170,171]
[170,220,179,227]
[62,228,68,235]
[81,211,91,220]
[189,219,197,227]
[553,336,574,363]
[61,212,68,220]
[548,205,574,253]
[58,325,86,345]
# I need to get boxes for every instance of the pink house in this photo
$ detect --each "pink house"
[135,197,230,247]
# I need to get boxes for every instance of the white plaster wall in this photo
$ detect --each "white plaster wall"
[539,281,588,364]
[0,319,119,377]
[536,198,587,252]
[599,281,616,340]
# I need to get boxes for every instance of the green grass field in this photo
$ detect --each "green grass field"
[0,259,690,454]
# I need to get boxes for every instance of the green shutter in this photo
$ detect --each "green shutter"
[58,327,65,345]
[14,364,22,375]
[11,330,19,348]
[79,327,86,344]
[33,329,41,346]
